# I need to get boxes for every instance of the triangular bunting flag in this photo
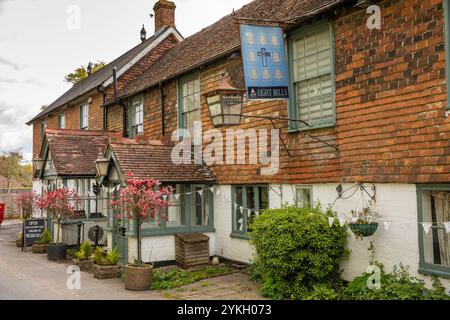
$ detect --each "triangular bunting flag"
[350,217,358,223]
[339,218,346,227]
[162,195,168,201]
[197,190,203,196]
[254,210,260,216]
[328,217,335,228]
[173,194,180,201]
[239,206,243,214]
[383,220,391,231]
[422,223,432,235]
[214,186,220,196]
[444,222,450,233]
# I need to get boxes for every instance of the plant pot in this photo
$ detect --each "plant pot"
[124,264,153,291]
[32,244,48,254]
[73,258,94,272]
[47,243,67,261]
[349,222,379,238]
[93,264,119,279]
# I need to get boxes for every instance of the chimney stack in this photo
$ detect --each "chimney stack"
[153,0,176,32]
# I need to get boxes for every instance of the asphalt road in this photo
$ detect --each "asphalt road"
[0,222,166,300]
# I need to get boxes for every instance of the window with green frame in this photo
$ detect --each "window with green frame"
[128,94,144,138]
[40,121,47,140]
[444,0,450,110]
[296,185,313,208]
[417,185,450,278]
[178,74,201,137]
[139,184,214,236]
[288,21,335,129]
[231,185,269,238]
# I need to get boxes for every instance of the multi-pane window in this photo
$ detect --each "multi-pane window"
[418,187,450,276]
[232,185,269,236]
[296,185,313,208]
[290,22,334,128]
[58,114,66,129]
[80,103,89,129]
[129,95,144,137]
[180,75,201,136]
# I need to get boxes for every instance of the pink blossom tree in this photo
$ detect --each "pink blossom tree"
[37,188,80,244]
[111,173,173,264]
[15,191,40,220]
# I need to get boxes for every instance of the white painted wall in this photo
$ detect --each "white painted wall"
[127,232,215,264]
[213,185,255,263]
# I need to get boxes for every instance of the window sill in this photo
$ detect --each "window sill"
[230,233,250,241]
[287,122,336,134]
[61,217,107,225]
[139,226,216,237]
[418,266,450,279]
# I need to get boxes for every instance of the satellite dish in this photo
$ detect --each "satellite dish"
[88,225,104,243]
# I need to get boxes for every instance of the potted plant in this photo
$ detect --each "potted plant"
[73,240,94,271]
[93,247,120,279]
[37,188,80,261]
[111,173,172,291]
[32,229,52,254]
[16,232,23,248]
[349,207,379,239]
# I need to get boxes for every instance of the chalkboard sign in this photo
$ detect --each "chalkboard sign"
[23,219,45,247]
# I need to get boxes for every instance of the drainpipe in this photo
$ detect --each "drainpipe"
[112,67,128,137]
[159,81,165,137]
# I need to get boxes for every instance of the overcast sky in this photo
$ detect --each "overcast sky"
[0,0,252,161]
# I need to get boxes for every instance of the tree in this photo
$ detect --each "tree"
[0,151,23,188]
[111,173,173,264]
[64,61,106,85]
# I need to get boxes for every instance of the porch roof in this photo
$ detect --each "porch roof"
[44,129,112,177]
[109,139,216,183]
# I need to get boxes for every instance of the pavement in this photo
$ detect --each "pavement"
[0,222,265,300]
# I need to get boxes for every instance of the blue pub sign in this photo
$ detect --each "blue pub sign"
[239,24,289,100]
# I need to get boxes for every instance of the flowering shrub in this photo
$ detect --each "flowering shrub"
[15,191,40,219]
[111,173,173,264]
[37,188,80,243]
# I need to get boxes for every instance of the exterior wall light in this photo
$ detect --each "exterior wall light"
[32,158,45,171]
[94,158,110,177]
[204,76,246,127]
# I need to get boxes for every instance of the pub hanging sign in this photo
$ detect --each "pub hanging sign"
[239,24,289,100]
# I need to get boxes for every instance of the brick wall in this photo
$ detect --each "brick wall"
[110,0,450,185]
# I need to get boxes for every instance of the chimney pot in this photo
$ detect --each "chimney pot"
[153,0,176,32]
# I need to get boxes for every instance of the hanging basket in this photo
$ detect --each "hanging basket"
[349,222,379,238]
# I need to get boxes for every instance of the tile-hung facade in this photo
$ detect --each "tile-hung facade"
[27,0,450,288]
[98,0,450,288]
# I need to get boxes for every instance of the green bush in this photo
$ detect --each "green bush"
[249,205,349,300]
[75,241,93,260]
[93,247,105,265]
[343,263,450,300]
[37,229,52,245]
[106,247,120,265]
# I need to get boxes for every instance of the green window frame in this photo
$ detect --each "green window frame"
[444,0,450,110]
[296,185,313,208]
[417,184,450,278]
[287,20,336,131]
[128,94,144,138]
[231,185,269,239]
[135,183,215,237]
[178,73,201,135]
[80,103,89,129]
[58,113,66,129]
[40,121,47,140]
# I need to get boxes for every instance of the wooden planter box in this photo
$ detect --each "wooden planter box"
[175,233,209,270]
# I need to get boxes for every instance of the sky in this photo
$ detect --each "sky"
[0,0,252,162]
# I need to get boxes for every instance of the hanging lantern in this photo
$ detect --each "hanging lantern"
[204,76,246,127]
[94,158,110,177]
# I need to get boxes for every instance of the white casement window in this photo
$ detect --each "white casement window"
[58,113,66,129]
[180,75,201,136]
[290,22,335,128]
[40,121,47,139]
[80,103,89,129]
[130,95,144,137]
[296,185,313,208]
